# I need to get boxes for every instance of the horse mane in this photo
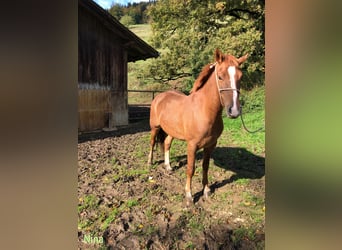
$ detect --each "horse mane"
[190,54,242,94]
[190,63,216,94]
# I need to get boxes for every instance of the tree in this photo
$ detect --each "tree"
[109,2,151,25]
[108,3,124,20]
[146,0,265,91]
[120,15,135,27]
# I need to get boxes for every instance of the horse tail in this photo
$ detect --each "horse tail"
[156,128,167,153]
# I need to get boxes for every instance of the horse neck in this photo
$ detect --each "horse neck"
[195,72,223,117]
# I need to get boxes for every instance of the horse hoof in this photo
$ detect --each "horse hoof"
[186,199,194,207]
[185,192,193,206]
[203,188,211,199]
[165,164,172,171]
[203,193,210,200]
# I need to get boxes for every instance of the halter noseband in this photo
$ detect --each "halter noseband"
[211,63,240,106]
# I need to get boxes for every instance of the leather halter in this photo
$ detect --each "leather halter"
[211,63,240,106]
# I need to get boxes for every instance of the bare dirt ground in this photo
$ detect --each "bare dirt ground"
[78,120,265,249]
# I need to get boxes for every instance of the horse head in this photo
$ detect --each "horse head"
[214,49,248,118]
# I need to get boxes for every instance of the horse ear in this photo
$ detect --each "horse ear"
[238,54,248,65]
[215,49,224,63]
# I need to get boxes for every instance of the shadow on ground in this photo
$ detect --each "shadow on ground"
[78,119,150,143]
[173,146,264,179]
[210,146,265,183]
[171,146,265,203]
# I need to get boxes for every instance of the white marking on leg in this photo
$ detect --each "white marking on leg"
[148,150,152,164]
[185,191,193,205]
[228,66,238,109]
[165,149,172,170]
[203,185,211,198]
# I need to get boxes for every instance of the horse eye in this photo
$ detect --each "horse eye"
[218,76,223,80]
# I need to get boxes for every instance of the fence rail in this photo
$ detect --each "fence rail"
[127,89,166,122]
[127,89,165,105]
[128,90,164,105]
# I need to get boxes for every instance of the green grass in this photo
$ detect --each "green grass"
[85,198,140,232]
[145,225,158,236]
[100,208,119,231]
[127,24,168,98]
[129,24,153,43]
[234,178,250,186]
[231,226,256,244]
[109,157,118,165]
[78,194,98,213]
[126,198,139,208]
[187,214,205,236]
[221,86,265,153]
[184,242,195,249]
[220,107,265,155]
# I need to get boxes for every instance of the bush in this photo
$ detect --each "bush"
[120,15,135,27]
[240,85,265,113]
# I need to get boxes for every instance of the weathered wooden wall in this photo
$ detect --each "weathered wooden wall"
[78,84,112,131]
[78,9,126,88]
[78,4,128,131]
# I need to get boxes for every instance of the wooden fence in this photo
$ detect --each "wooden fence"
[127,89,165,105]
[128,89,166,122]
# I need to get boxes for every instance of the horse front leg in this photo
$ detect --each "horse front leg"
[185,143,197,206]
[202,142,217,199]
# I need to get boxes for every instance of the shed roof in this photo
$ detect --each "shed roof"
[79,0,159,62]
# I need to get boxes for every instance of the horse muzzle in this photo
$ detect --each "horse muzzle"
[227,106,240,119]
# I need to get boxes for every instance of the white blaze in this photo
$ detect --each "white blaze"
[228,66,238,108]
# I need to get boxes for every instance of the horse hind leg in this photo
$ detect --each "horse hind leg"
[148,127,159,165]
[202,143,216,199]
[164,135,173,171]
[148,127,169,167]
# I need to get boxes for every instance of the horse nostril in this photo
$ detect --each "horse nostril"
[227,106,240,118]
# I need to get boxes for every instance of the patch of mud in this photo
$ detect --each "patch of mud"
[78,120,265,249]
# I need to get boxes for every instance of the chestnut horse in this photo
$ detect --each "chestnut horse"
[148,49,248,205]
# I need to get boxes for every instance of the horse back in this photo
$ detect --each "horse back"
[150,89,223,146]
[151,90,187,111]
[150,90,188,138]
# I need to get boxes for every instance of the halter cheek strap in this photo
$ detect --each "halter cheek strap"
[214,65,240,106]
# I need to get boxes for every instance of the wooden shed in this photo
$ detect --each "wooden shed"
[78,0,159,132]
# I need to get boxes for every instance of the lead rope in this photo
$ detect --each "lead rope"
[239,106,264,133]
